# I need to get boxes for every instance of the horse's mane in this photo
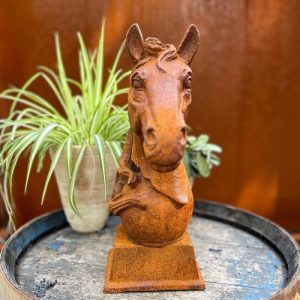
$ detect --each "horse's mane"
[135,37,178,72]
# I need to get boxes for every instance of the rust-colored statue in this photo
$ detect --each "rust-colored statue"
[104,24,205,293]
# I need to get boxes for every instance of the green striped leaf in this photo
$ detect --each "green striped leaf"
[41,140,67,205]
[25,124,57,192]
[69,145,86,215]
[94,134,107,198]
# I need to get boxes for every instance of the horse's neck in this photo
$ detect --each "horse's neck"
[130,132,191,205]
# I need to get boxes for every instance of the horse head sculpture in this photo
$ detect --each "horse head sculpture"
[127,24,199,172]
[104,24,205,294]
[109,24,200,247]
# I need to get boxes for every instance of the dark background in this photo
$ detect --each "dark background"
[0,0,299,230]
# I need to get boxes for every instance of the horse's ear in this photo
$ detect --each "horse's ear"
[177,24,200,65]
[126,23,144,64]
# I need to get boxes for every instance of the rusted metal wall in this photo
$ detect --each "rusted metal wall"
[0,0,299,230]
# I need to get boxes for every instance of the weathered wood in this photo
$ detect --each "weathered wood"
[1,201,299,299]
[0,210,66,300]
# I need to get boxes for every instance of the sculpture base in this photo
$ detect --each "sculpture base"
[103,225,205,293]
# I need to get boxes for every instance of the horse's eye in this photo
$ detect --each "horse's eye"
[183,76,192,90]
[132,78,143,89]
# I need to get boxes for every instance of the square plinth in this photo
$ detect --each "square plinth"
[103,225,205,293]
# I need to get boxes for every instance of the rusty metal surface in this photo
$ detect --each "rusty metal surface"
[0,0,300,230]
[104,225,204,293]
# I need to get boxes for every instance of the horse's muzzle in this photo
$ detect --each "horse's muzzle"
[144,139,186,172]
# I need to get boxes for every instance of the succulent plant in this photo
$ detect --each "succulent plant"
[183,134,222,179]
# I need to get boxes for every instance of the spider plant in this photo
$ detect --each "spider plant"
[0,20,130,225]
[183,134,222,181]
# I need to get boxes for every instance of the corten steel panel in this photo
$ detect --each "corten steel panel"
[0,0,299,230]
[236,0,300,228]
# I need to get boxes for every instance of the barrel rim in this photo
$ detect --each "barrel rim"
[0,201,299,300]
[0,209,67,299]
[194,200,300,300]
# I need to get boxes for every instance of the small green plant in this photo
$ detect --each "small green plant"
[0,20,130,223]
[183,134,222,180]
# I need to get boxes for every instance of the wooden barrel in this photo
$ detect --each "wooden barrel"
[0,200,299,299]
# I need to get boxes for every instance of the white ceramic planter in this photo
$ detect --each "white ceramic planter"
[51,146,117,233]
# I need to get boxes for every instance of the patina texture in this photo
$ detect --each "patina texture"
[104,23,204,292]
[104,225,204,293]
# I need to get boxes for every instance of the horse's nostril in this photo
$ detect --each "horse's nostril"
[181,126,188,135]
[145,127,156,145]
[146,127,155,135]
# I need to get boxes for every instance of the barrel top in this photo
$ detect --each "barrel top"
[1,201,300,300]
